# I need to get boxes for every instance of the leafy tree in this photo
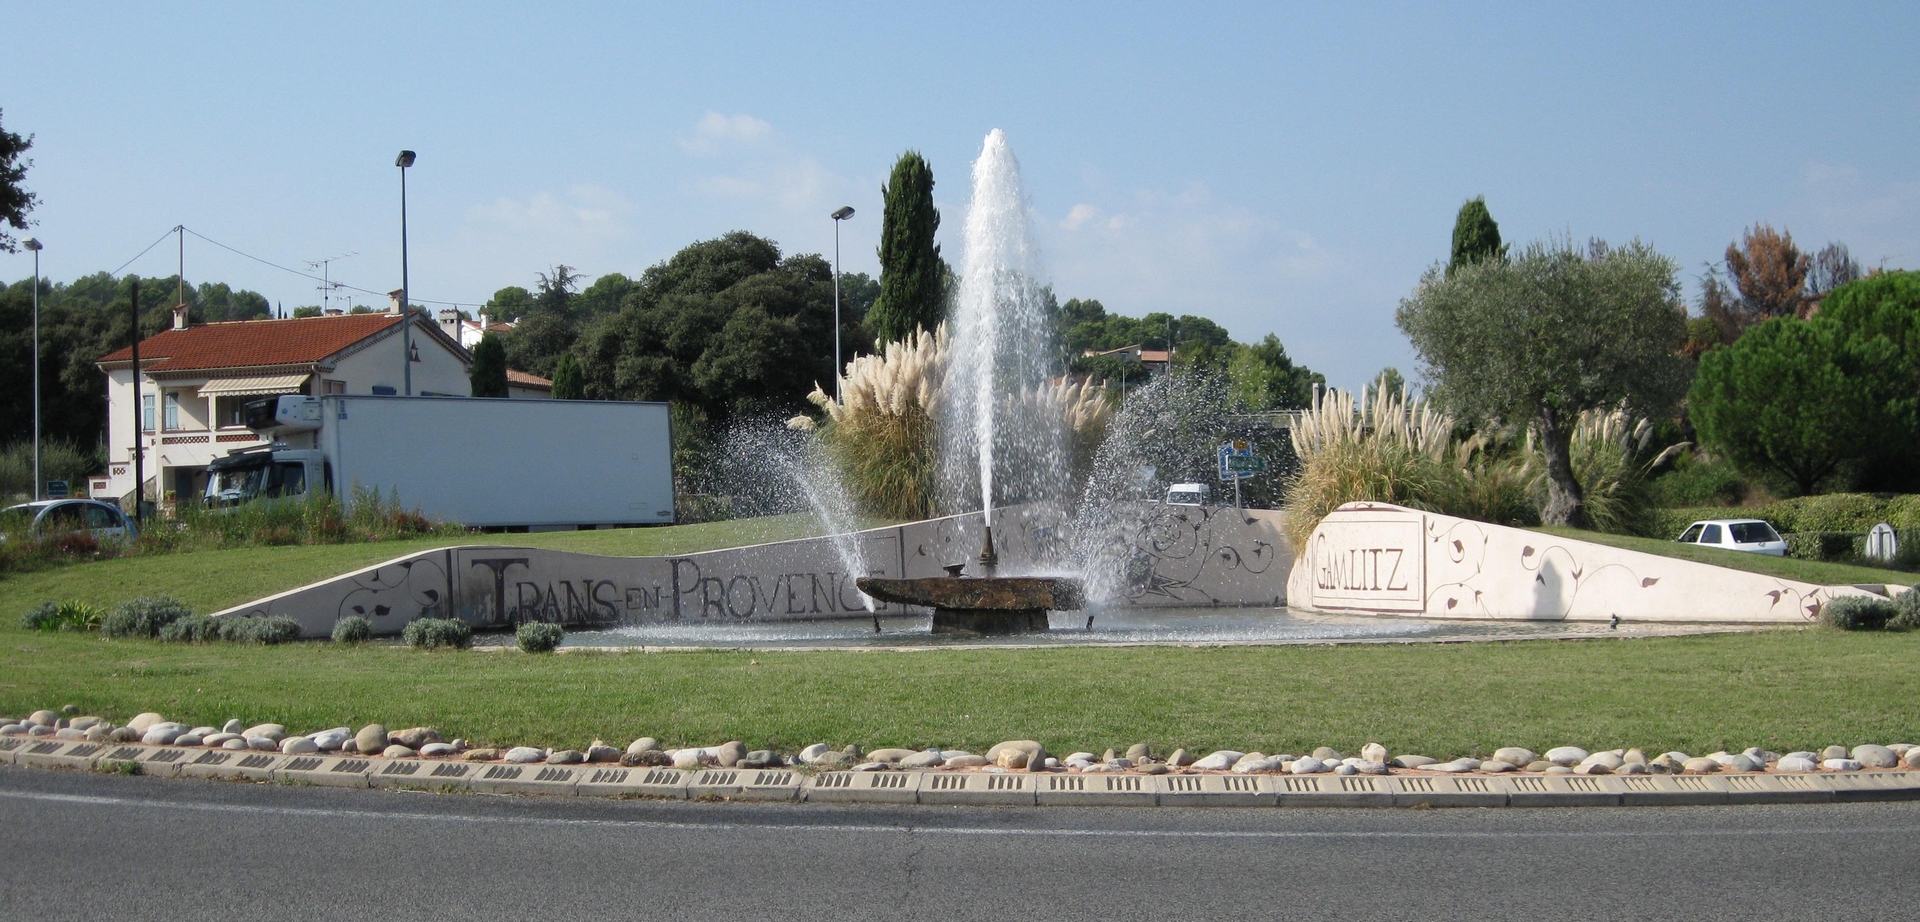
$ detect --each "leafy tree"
[1691,316,1911,494]
[1372,366,1407,401]
[291,305,323,318]
[1806,242,1862,303]
[533,264,581,319]
[482,285,535,322]
[469,331,509,398]
[868,151,947,343]
[549,352,584,399]
[0,110,35,254]
[1228,335,1323,411]
[575,272,633,317]
[1396,238,1691,526]
[1447,196,1505,276]
[1724,223,1811,322]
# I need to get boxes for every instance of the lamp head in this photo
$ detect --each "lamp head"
[831,206,855,221]
[23,238,41,251]
[396,150,417,168]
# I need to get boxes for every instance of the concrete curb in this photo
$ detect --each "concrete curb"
[4,738,1916,808]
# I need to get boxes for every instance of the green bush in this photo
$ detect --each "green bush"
[19,601,59,631]
[1784,532,1862,562]
[331,616,373,644]
[1647,454,1746,508]
[23,599,105,632]
[158,615,224,643]
[403,617,472,650]
[102,596,192,639]
[1823,595,1896,631]
[216,615,302,645]
[1892,588,1920,631]
[517,621,565,653]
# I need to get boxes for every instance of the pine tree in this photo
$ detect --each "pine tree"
[470,331,509,398]
[1447,196,1506,276]
[549,352,584,399]
[868,151,947,344]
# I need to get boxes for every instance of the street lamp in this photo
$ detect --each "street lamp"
[830,205,855,403]
[396,150,416,396]
[24,237,41,500]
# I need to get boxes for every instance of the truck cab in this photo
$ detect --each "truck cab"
[205,449,327,507]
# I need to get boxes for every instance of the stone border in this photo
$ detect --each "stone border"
[5,738,1917,808]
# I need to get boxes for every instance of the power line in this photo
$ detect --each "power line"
[181,226,484,308]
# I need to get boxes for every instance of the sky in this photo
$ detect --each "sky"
[4,2,1916,390]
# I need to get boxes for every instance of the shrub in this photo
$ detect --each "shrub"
[1822,595,1896,631]
[159,615,223,643]
[1891,588,1920,631]
[102,596,193,639]
[517,621,565,653]
[331,616,373,644]
[403,617,472,650]
[216,615,302,645]
[19,601,59,630]
[1784,532,1861,562]
[1647,453,1746,508]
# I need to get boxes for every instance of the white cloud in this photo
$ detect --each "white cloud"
[677,111,775,154]
[441,184,637,287]
[1061,203,1101,230]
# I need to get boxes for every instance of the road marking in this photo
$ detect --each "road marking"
[3,788,1915,840]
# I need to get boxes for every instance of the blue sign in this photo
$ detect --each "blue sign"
[45,480,70,499]
[1217,441,1262,480]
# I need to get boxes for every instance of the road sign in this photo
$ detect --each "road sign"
[1217,443,1263,480]
[45,480,69,499]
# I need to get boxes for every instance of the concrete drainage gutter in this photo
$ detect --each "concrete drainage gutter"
[5,737,1918,807]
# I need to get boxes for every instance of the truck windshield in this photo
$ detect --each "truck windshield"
[206,459,271,505]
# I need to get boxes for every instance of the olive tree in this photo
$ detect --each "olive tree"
[1396,238,1691,527]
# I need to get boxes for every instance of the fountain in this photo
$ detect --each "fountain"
[856,129,1084,635]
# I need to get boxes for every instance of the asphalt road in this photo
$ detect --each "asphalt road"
[3,764,1916,921]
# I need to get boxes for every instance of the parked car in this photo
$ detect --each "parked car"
[1675,518,1787,556]
[1165,483,1211,506]
[0,499,138,542]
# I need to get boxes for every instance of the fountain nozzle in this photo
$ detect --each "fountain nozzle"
[978,525,999,576]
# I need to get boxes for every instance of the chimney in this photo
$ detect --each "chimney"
[437,308,460,339]
[387,289,405,315]
[171,303,190,330]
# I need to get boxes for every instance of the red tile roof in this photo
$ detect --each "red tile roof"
[99,314,404,372]
[507,369,552,388]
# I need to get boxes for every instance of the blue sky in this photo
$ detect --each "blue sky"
[4,2,1915,389]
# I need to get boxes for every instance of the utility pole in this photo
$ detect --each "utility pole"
[130,278,145,529]
[175,225,186,318]
[24,238,41,500]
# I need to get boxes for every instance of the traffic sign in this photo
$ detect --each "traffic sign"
[1217,442,1262,481]
[45,480,69,499]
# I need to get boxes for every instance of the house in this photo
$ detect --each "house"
[1082,343,1172,376]
[92,304,472,508]
[437,308,515,351]
[507,368,553,399]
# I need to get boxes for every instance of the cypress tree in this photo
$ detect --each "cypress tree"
[470,331,509,398]
[1447,196,1506,275]
[549,352,584,399]
[868,151,947,345]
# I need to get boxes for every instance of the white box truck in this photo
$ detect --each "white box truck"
[204,395,675,529]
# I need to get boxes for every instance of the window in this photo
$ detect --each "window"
[1677,524,1703,543]
[323,379,345,395]
[1729,522,1781,544]
[142,394,155,432]
[84,505,119,530]
[163,392,180,430]
[1701,524,1724,545]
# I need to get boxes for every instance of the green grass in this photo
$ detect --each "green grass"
[1533,526,1918,588]
[0,514,853,617]
[0,628,1912,758]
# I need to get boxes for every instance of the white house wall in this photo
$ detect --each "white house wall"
[1286,501,1880,624]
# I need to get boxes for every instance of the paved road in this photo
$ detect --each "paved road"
[3,765,1916,921]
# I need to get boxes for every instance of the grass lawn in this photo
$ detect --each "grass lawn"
[0,626,1913,760]
[1533,526,1918,588]
[0,514,846,617]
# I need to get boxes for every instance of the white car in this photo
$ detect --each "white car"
[0,499,139,542]
[1165,483,1211,506]
[1675,518,1787,556]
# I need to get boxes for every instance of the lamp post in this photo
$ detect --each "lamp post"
[24,237,41,500]
[830,205,855,403]
[396,150,416,396]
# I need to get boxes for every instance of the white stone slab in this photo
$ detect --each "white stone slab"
[1388,774,1506,807]
[1158,772,1276,807]
[176,749,285,781]
[803,770,921,804]
[1033,772,1157,807]
[274,755,373,788]
[467,762,579,795]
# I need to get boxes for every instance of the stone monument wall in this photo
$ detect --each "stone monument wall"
[215,503,1295,638]
[1286,501,1883,623]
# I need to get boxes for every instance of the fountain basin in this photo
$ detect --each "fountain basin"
[856,575,1083,635]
